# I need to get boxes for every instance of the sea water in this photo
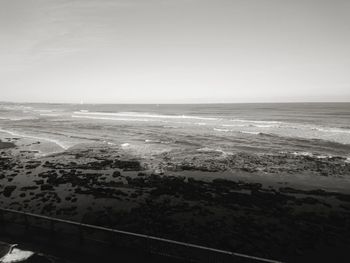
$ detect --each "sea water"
[0,102,349,159]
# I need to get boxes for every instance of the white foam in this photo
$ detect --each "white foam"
[253,124,276,128]
[145,139,162,143]
[222,124,248,127]
[316,155,332,159]
[121,143,130,147]
[240,131,261,135]
[197,147,221,153]
[222,123,276,128]
[2,105,33,111]
[34,109,55,113]
[0,128,22,137]
[291,151,340,159]
[0,116,38,121]
[72,115,150,122]
[313,127,350,134]
[0,128,69,150]
[229,119,282,124]
[39,113,61,117]
[292,151,313,157]
[197,147,232,156]
[213,128,230,132]
[73,111,220,121]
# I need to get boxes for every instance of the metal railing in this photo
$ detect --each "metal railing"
[0,207,282,263]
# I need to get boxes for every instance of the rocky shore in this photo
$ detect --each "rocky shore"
[1,139,350,262]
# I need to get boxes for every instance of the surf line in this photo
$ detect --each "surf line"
[0,128,69,150]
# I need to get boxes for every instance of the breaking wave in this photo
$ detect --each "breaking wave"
[73,111,220,121]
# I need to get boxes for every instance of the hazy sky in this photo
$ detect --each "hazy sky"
[0,0,349,103]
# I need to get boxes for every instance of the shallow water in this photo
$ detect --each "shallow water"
[0,102,349,159]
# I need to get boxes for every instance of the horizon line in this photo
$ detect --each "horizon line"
[0,100,350,105]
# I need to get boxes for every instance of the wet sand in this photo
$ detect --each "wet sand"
[1,138,350,262]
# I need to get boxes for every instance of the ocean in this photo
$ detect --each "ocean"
[0,102,350,160]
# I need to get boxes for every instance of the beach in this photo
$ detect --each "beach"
[1,103,350,262]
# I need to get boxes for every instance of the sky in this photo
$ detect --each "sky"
[0,0,349,103]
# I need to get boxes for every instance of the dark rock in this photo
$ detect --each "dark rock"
[112,171,121,177]
[41,184,54,191]
[21,186,39,191]
[3,185,16,197]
